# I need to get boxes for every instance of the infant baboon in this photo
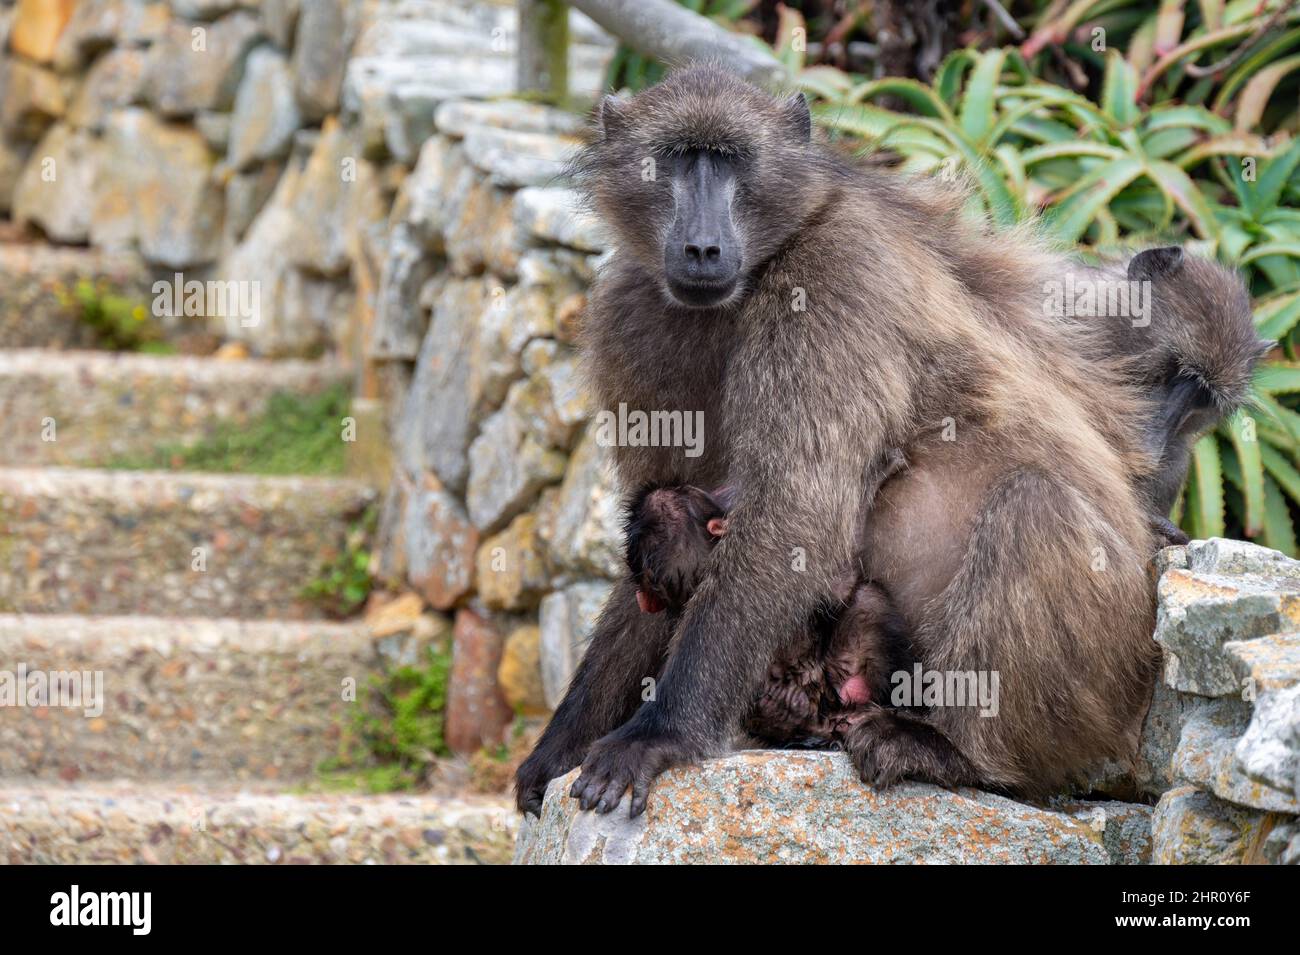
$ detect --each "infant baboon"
[624,482,910,746]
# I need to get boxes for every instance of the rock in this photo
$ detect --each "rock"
[0,134,29,214]
[445,172,520,277]
[0,58,65,140]
[1059,800,1154,865]
[445,608,512,754]
[9,0,77,64]
[461,126,577,189]
[393,275,497,493]
[435,98,588,139]
[91,109,223,268]
[227,45,301,170]
[1135,680,1210,797]
[516,751,1130,865]
[369,221,434,360]
[366,591,451,669]
[54,0,153,71]
[143,11,263,118]
[12,123,99,243]
[498,624,546,715]
[1186,537,1300,578]
[291,0,352,122]
[403,471,478,612]
[513,186,605,253]
[391,135,459,253]
[284,117,381,276]
[1172,697,1298,813]
[261,0,299,49]
[66,48,146,131]
[171,0,242,18]
[223,160,281,242]
[474,284,556,409]
[1262,818,1300,864]
[517,340,587,449]
[193,110,230,152]
[475,513,550,611]
[538,581,611,710]
[465,378,568,532]
[538,427,624,581]
[1225,632,1300,798]
[1151,785,1274,864]
[1153,566,1300,696]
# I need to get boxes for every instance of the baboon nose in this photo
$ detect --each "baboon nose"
[684,243,722,263]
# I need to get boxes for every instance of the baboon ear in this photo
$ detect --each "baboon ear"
[783,92,811,142]
[1128,246,1185,281]
[598,94,629,140]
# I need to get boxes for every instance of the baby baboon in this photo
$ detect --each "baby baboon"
[624,482,910,746]
[518,64,1166,817]
[1060,247,1267,541]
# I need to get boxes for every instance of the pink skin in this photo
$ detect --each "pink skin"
[837,673,871,705]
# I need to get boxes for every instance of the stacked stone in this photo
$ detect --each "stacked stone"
[0,0,619,761]
[1146,539,1300,864]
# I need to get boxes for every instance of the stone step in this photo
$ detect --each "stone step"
[0,782,517,864]
[0,349,352,467]
[0,614,379,781]
[0,469,375,618]
[0,242,154,349]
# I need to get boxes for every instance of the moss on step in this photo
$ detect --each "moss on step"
[318,639,454,793]
[109,384,351,476]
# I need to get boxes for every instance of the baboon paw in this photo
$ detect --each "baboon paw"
[515,746,581,816]
[569,727,694,818]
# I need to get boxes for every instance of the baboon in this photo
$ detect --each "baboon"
[624,481,911,746]
[515,65,1216,816]
[1058,246,1267,542]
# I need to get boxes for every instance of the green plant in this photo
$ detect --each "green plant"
[59,278,172,353]
[110,385,352,475]
[302,504,376,618]
[319,641,453,793]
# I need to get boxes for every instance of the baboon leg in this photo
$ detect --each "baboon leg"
[514,576,675,815]
[840,709,980,789]
[878,467,1156,795]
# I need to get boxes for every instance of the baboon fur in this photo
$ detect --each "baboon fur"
[515,64,1247,815]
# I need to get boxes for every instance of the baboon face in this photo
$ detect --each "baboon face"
[576,65,817,309]
[624,484,732,613]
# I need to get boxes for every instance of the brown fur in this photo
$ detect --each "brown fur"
[623,481,911,747]
[516,65,1164,816]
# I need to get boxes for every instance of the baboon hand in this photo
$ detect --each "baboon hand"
[515,743,582,817]
[569,718,696,818]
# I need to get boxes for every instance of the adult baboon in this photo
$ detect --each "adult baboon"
[514,65,1224,815]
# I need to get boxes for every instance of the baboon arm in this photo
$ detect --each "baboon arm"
[513,576,674,814]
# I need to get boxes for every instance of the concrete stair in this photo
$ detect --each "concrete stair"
[0,242,154,349]
[0,342,515,863]
[0,614,373,781]
[0,782,517,864]
[0,467,376,618]
[0,349,350,467]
